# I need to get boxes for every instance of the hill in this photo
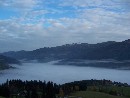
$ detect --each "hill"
[0,79,129,98]
[70,91,128,98]
[0,55,20,70]
[2,39,130,61]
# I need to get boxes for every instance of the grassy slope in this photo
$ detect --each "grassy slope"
[70,91,128,98]
[87,86,130,97]
[0,96,5,98]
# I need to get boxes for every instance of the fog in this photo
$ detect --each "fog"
[0,61,130,84]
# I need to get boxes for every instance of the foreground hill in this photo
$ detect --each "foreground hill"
[0,79,130,98]
[0,91,128,98]
[70,91,128,98]
[2,39,130,61]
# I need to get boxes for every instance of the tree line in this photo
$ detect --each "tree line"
[0,79,129,98]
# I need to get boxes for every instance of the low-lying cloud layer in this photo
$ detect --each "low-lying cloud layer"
[0,0,130,52]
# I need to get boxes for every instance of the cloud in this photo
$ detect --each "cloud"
[0,0,130,52]
[59,0,130,12]
[1,9,130,52]
[0,0,10,7]
[59,0,115,8]
[0,0,39,10]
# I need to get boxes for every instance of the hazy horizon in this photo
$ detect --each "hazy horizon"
[0,39,127,53]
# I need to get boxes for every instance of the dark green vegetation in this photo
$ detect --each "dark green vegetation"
[0,96,5,98]
[0,79,130,98]
[2,39,130,61]
[0,79,57,98]
[70,91,127,98]
[0,55,20,70]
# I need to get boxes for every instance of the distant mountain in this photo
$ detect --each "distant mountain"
[0,55,20,70]
[0,55,20,64]
[2,39,130,61]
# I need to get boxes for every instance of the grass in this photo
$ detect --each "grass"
[87,86,130,97]
[69,91,128,98]
[105,86,130,97]
[1,86,130,98]
[0,96,5,98]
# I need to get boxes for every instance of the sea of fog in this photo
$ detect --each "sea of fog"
[0,61,130,84]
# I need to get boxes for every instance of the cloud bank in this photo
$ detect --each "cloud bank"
[0,0,130,52]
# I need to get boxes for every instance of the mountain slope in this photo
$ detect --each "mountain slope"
[2,39,130,61]
[0,55,20,64]
[0,55,20,70]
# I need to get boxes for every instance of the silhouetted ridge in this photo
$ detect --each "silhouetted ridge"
[2,39,130,61]
[123,39,130,43]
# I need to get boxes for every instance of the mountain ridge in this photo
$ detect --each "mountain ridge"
[1,39,130,61]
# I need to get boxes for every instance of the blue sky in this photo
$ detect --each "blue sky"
[0,0,130,52]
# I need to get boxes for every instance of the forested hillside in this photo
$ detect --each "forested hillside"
[2,39,130,61]
[0,55,20,70]
[0,79,129,98]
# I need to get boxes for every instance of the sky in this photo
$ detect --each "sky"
[0,0,130,52]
